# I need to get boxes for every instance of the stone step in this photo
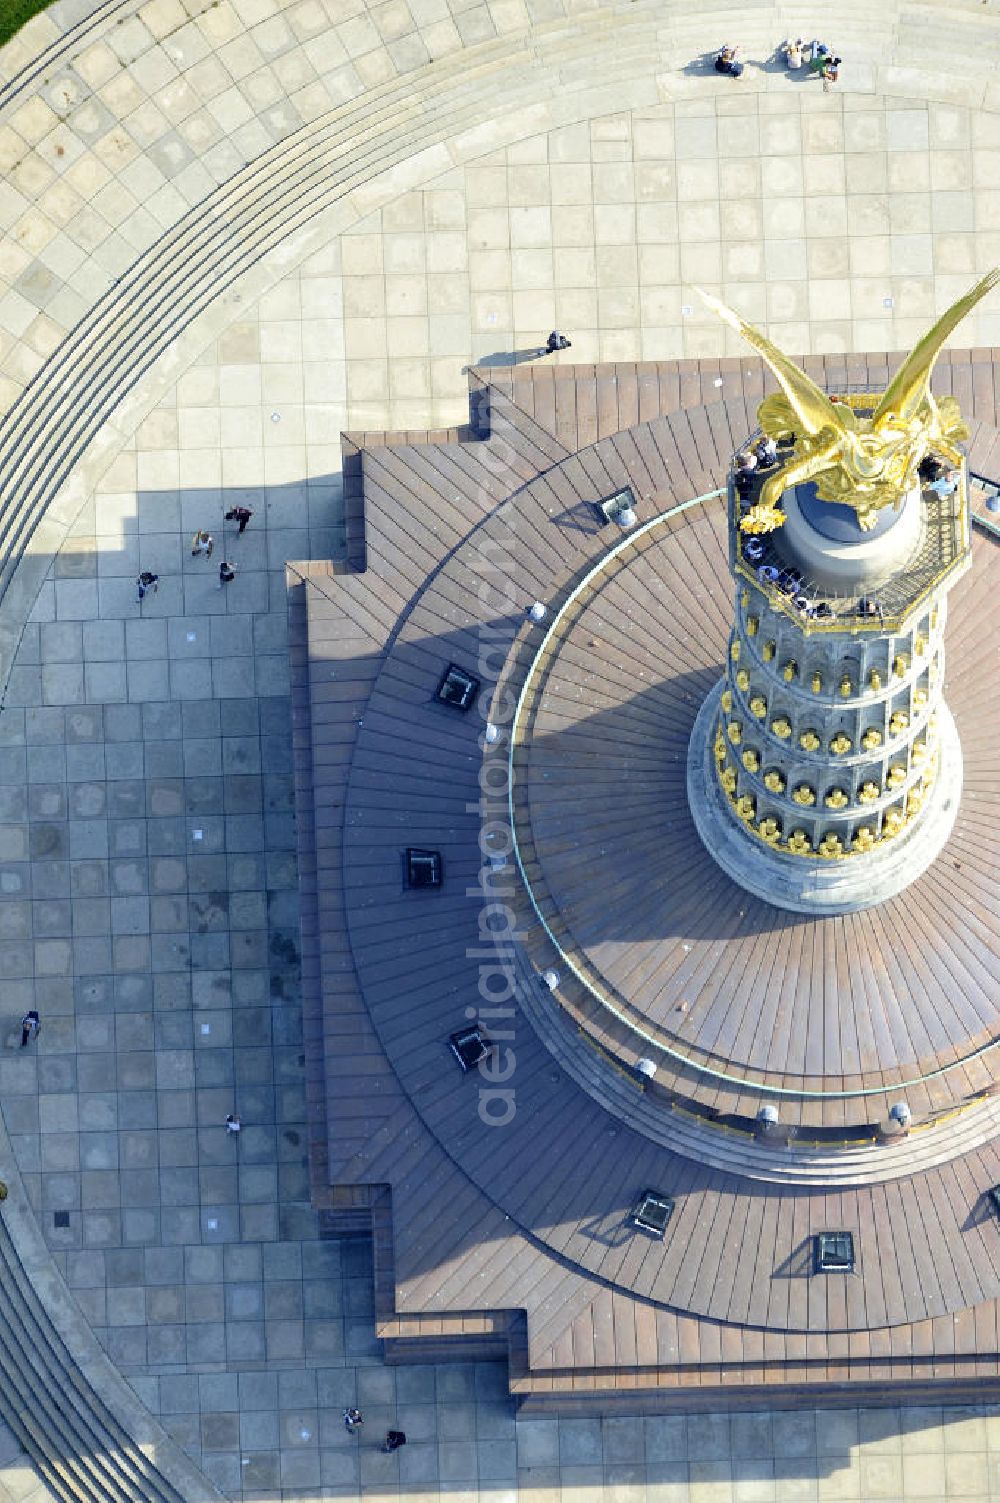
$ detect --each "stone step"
[516,943,1000,1186]
[0,50,567,580]
[657,2,997,53]
[0,1210,192,1503]
[0,20,688,612]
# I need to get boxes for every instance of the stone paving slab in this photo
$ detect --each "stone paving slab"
[0,0,998,417]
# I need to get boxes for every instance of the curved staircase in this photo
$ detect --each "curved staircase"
[0,1133,218,1503]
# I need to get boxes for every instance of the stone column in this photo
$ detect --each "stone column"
[687,465,970,915]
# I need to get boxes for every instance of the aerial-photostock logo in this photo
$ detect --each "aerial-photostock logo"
[463,399,529,1127]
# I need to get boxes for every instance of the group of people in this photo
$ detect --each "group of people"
[919,453,959,498]
[741,551,835,620]
[136,506,253,603]
[192,528,239,588]
[715,38,841,84]
[733,436,779,500]
[343,1410,406,1453]
[781,36,841,83]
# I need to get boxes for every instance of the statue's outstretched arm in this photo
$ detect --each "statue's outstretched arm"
[874,268,1000,425]
[693,287,846,439]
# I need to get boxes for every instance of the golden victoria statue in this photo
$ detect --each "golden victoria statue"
[696,268,1000,533]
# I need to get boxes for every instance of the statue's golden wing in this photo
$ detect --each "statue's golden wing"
[873,267,1000,425]
[693,287,845,437]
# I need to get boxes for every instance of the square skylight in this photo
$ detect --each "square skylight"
[436,664,480,711]
[448,1026,492,1072]
[632,1191,675,1238]
[596,487,636,525]
[814,1231,855,1273]
[405,848,443,888]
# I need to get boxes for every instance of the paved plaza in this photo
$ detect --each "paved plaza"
[3,0,1000,1498]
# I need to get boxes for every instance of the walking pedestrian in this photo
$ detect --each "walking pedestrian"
[136,571,159,602]
[191,529,214,558]
[225,1113,241,1134]
[218,561,237,588]
[224,505,253,534]
[343,1408,364,1433]
[382,1431,406,1454]
[20,1010,39,1048]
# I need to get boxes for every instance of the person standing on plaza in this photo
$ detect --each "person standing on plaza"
[219,561,237,588]
[136,571,159,602]
[343,1408,363,1433]
[226,1113,241,1134]
[191,529,214,558]
[20,1010,39,1048]
[225,505,253,534]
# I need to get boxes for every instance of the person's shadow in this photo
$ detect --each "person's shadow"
[682,50,735,76]
[760,44,794,73]
[463,347,545,371]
